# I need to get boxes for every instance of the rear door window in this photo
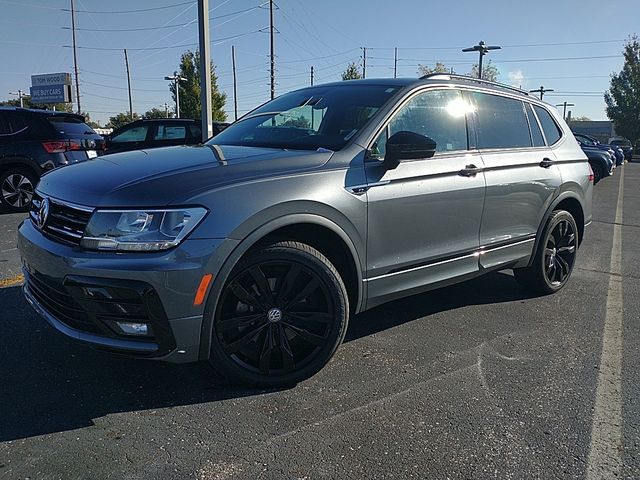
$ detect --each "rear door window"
[155,124,186,140]
[533,105,562,145]
[472,92,531,149]
[110,125,149,143]
[47,116,96,136]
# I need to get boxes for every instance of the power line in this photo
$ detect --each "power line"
[62,1,195,14]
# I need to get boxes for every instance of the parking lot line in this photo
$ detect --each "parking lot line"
[586,168,625,479]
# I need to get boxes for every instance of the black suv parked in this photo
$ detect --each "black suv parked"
[0,107,104,211]
[104,118,229,154]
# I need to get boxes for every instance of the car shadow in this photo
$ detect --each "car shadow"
[0,271,535,441]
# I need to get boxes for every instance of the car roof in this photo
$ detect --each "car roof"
[295,74,531,99]
[0,106,85,120]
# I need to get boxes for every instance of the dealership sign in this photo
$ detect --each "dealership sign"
[30,72,72,104]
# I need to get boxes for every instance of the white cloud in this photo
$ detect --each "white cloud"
[508,70,525,88]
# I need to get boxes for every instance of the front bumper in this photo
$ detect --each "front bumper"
[18,218,236,363]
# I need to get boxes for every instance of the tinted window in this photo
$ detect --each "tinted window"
[525,103,545,147]
[472,93,531,149]
[47,116,95,135]
[111,125,149,143]
[372,89,470,158]
[533,105,562,145]
[210,84,399,151]
[155,124,186,140]
[189,124,202,140]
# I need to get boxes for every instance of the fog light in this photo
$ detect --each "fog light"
[116,322,149,336]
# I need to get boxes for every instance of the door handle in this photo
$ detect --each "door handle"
[540,158,554,168]
[459,164,480,177]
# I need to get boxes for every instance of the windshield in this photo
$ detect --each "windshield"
[610,139,630,146]
[207,84,400,151]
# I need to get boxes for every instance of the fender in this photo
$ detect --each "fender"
[528,190,585,268]
[198,213,365,361]
[0,155,44,175]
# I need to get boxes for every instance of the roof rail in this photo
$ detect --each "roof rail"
[419,73,529,96]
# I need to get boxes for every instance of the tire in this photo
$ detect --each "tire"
[591,162,603,184]
[0,167,37,212]
[209,241,349,387]
[514,210,579,295]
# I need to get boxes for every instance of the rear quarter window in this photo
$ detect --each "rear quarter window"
[533,105,562,145]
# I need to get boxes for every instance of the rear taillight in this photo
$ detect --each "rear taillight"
[588,163,594,183]
[42,140,82,153]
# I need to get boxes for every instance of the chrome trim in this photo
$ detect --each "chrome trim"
[44,195,95,213]
[47,225,83,239]
[346,180,390,195]
[365,237,536,282]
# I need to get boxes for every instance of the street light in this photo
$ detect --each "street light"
[530,85,554,100]
[9,89,30,108]
[164,72,187,118]
[462,41,501,79]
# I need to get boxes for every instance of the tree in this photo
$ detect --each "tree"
[80,112,100,128]
[570,116,591,122]
[605,35,640,142]
[107,112,140,129]
[417,62,450,76]
[469,59,499,82]
[170,50,227,121]
[341,62,362,80]
[144,107,168,119]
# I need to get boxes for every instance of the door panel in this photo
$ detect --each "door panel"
[365,153,486,303]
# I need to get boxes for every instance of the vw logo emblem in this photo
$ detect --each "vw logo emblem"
[267,308,283,323]
[37,197,50,229]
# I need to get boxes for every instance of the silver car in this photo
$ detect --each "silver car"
[18,74,593,386]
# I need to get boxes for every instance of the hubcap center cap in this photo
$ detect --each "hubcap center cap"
[267,308,283,323]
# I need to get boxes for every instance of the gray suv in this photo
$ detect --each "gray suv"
[18,74,592,386]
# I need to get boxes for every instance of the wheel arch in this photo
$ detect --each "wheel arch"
[198,214,365,361]
[0,156,41,177]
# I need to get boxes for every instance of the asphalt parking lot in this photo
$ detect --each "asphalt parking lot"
[0,165,639,479]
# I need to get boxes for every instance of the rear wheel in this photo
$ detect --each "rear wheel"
[0,168,37,212]
[514,210,578,295]
[209,241,349,387]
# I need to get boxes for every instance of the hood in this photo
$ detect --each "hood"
[37,144,333,207]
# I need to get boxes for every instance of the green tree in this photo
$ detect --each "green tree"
[80,111,100,128]
[107,112,140,129]
[144,107,168,119]
[341,62,362,80]
[417,62,450,76]
[469,59,499,82]
[170,50,227,121]
[605,35,640,142]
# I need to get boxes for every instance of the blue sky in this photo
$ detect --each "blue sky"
[1,0,638,125]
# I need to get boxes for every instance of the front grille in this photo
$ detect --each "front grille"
[30,193,93,246]
[26,270,102,334]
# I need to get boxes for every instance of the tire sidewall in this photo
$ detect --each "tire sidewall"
[208,243,349,386]
[537,210,578,292]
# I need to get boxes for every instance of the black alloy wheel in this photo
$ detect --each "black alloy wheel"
[514,210,578,294]
[209,241,349,386]
[0,168,37,211]
[543,218,577,286]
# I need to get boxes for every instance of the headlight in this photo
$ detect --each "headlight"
[81,207,207,252]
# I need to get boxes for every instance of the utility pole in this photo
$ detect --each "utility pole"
[362,47,366,79]
[164,72,186,118]
[269,0,275,100]
[310,65,314,86]
[462,40,501,79]
[530,85,554,100]
[71,0,81,113]
[394,47,398,78]
[9,89,28,108]
[198,0,213,140]
[555,101,575,121]
[124,49,133,120]
[232,45,238,121]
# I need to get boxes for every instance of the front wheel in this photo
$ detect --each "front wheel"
[514,210,578,295]
[209,241,349,387]
[0,168,37,212]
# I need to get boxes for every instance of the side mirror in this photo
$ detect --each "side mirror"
[383,131,437,170]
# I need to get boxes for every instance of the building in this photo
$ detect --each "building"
[569,120,616,143]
